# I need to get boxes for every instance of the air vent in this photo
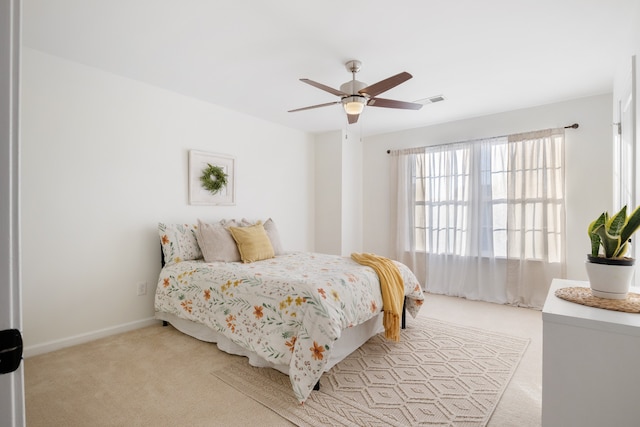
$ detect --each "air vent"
[414,95,445,105]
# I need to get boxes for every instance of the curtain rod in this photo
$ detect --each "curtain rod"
[386,123,579,154]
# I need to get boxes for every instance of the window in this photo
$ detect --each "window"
[412,135,564,262]
[394,129,566,308]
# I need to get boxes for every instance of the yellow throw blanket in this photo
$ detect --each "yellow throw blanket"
[351,253,404,342]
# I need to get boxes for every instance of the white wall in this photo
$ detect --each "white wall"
[314,131,342,254]
[341,130,363,255]
[362,94,613,282]
[637,5,640,155]
[21,49,315,355]
[314,130,363,256]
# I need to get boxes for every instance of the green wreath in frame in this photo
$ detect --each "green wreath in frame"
[199,163,228,195]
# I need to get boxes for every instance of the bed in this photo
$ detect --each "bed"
[154,220,425,403]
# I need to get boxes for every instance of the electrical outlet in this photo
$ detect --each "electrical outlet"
[136,282,147,296]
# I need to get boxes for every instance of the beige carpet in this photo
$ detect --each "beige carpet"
[213,317,529,427]
[25,294,541,426]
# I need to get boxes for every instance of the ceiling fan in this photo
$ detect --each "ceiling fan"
[288,60,422,124]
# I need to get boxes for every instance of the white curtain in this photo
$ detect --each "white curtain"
[392,129,566,309]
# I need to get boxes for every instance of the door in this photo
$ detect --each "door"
[614,56,637,287]
[0,1,25,426]
[629,56,639,287]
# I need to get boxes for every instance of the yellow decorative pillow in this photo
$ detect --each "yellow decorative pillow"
[228,221,275,263]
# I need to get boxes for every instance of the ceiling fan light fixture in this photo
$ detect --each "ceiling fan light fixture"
[343,96,366,115]
[290,61,420,122]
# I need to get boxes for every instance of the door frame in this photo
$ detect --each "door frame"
[613,55,638,287]
[0,1,25,426]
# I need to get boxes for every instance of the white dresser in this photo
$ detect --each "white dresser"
[542,279,640,426]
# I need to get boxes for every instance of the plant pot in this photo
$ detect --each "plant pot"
[585,255,635,299]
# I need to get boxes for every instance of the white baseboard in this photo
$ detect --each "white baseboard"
[24,317,160,358]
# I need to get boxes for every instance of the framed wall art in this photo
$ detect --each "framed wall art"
[188,150,236,205]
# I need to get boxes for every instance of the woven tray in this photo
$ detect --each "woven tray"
[555,287,640,313]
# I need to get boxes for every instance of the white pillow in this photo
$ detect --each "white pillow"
[263,218,284,255]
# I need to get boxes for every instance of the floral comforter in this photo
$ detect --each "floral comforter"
[155,251,424,402]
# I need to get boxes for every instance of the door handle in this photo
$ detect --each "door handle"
[0,329,23,374]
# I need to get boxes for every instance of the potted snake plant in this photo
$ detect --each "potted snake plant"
[586,205,640,299]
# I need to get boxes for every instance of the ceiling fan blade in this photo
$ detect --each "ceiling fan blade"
[368,97,423,110]
[358,72,412,98]
[288,101,340,113]
[300,79,348,97]
[347,113,359,124]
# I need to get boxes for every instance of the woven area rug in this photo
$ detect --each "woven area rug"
[212,317,529,427]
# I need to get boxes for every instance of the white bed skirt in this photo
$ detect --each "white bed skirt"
[155,311,384,375]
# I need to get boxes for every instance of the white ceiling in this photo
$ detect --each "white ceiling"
[22,0,639,137]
